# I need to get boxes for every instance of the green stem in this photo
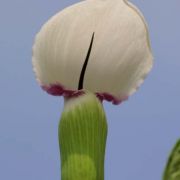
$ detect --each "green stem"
[59,92,107,180]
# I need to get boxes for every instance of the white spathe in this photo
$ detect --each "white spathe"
[32,0,153,101]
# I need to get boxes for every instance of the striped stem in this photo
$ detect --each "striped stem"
[59,92,107,180]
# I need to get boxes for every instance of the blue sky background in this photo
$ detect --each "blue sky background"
[0,0,180,179]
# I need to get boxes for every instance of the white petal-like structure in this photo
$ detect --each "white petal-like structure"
[32,0,153,104]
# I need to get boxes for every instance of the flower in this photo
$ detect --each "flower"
[32,0,153,105]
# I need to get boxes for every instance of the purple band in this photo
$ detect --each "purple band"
[42,84,128,105]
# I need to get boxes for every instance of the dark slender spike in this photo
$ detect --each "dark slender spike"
[78,32,95,90]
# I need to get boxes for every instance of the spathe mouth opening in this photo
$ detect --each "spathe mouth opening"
[42,84,128,105]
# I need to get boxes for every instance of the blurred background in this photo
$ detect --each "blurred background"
[0,0,180,179]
